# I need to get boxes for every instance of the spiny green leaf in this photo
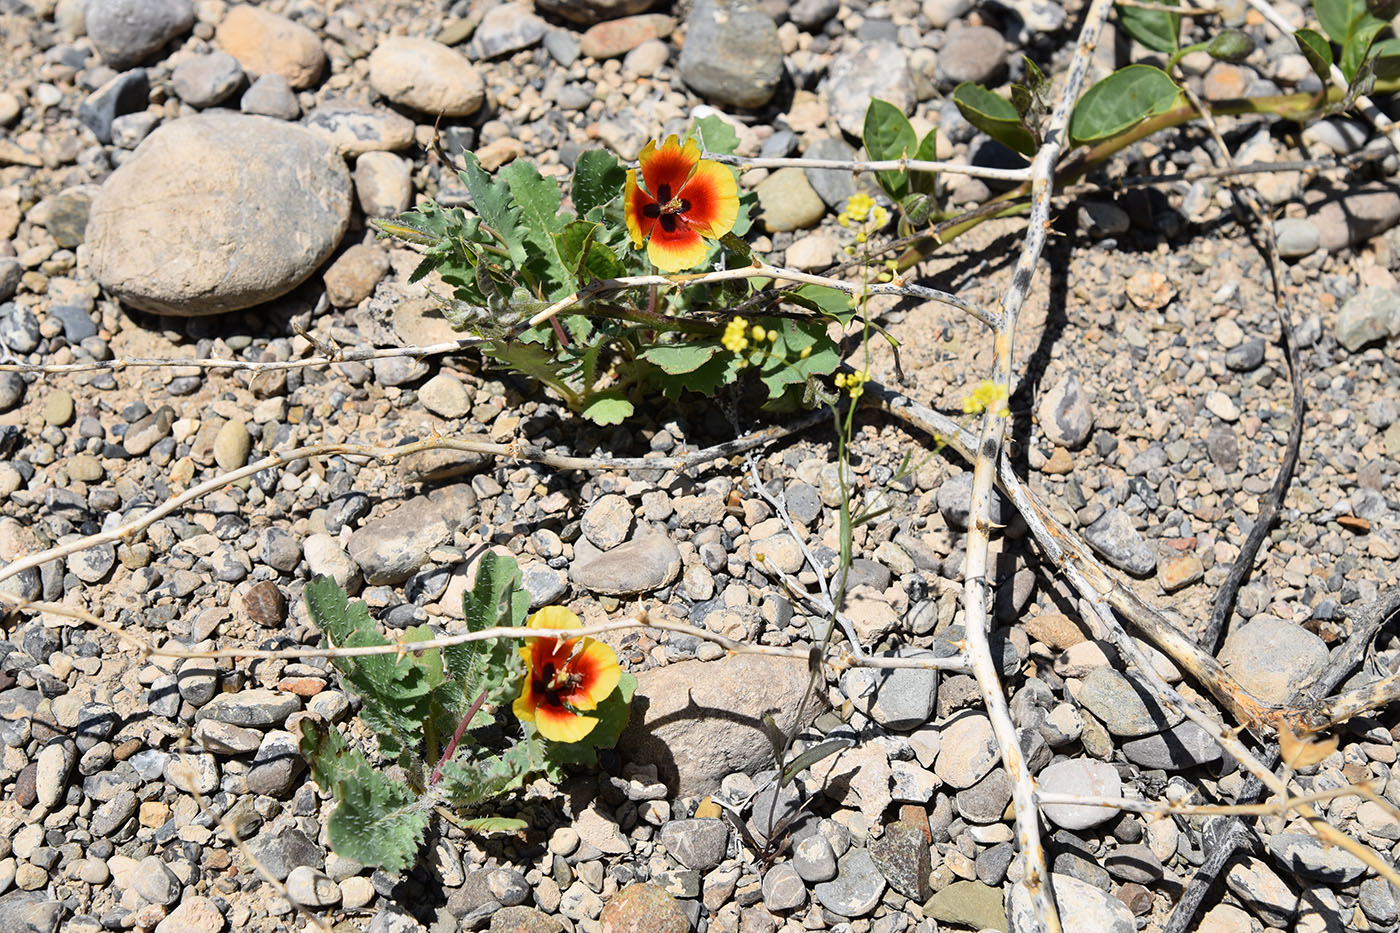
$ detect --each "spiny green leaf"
[326,768,429,873]
[692,114,740,156]
[449,551,527,727]
[1115,0,1179,53]
[437,740,539,806]
[572,149,627,220]
[459,152,527,266]
[952,83,1037,157]
[1296,28,1335,83]
[862,98,918,202]
[1069,66,1181,145]
[501,160,573,299]
[581,391,634,426]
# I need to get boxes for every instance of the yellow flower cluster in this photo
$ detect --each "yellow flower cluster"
[837,194,891,244]
[722,316,751,353]
[834,368,870,399]
[962,379,1010,418]
[722,316,780,368]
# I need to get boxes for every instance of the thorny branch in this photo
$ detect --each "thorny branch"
[955,2,1115,930]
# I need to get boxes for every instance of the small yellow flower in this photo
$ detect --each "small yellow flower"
[799,345,812,359]
[962,380,1010,418]
[845,193,876,223]
[871,205,890,228]
[722,316,750,354]
[751,324,766,342]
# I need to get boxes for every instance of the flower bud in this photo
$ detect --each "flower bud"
[1207,29,1255,64]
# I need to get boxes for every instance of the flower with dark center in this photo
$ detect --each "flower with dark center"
[625,134,739,272]
[512,606,622,743]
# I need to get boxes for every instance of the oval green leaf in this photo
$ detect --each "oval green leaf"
[1295,28,1335,83]
[863,97,918,201]
[952,82,1037,157]
[1069,65,1182,145]
[1115,0,1180,53]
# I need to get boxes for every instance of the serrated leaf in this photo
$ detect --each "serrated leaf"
[501,160,572,299]
[581,391,634,425]
[303,577,435,758]
[863,98,918,202]
[1069,65,1181,145]
[450,552,526,726]
[1296,28,1335,83]
[638,343,720,374]
[326,767,430,872]
[459,153,527,266]
[952,83,1037,157]
[299,718,361,792]
[438,740,538,806]
[1115,0,1180,53]
[692,114,740,155]
[572,149,627,220]
[781,738,854,786]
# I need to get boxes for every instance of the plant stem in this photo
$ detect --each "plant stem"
[430,689,489,787]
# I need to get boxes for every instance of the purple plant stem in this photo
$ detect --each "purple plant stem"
[430,688,489,787]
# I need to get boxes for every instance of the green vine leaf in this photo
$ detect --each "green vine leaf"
[862,97,918,201]
[1069,65,1182,145]
[1115,0,1180,53]
[638,343,721,375]
[1296,28,1336,83]
[581,391,634,426]
[952,83,1037,157]
[1317,0,1369,46]
[457,816,529,835]
[691,114,740,155]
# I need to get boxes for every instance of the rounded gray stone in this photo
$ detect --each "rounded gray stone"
[86,0,194,70]
[1038,759,1122,830]
[86,114,351,316]
[679,0,783,108]
[813,848,886,918]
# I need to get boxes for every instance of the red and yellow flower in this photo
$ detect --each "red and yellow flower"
[625,135,739,272]
[512,606,621,743]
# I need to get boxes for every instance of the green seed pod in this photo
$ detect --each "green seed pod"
[1207,28,1255,63]
[900,192,933,226]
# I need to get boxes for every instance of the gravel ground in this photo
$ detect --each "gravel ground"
[2,2,1400,933]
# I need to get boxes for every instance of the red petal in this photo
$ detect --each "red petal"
[625,169,657,248]
[639,135,700,202]
[559,639,621,710]
[646,215,708,272]
[534,699,599,743]
[676,160,739,238]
